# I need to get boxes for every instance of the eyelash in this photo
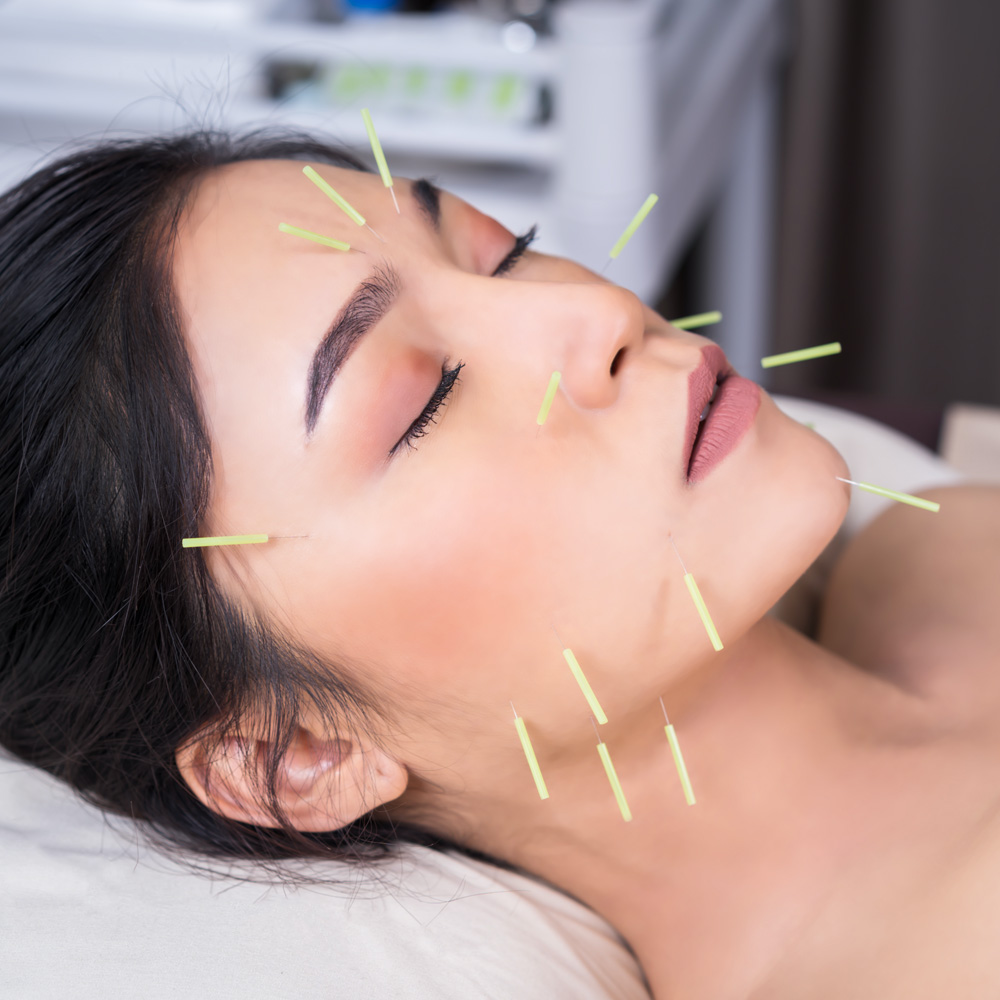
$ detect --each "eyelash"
[391,226,537,457]
[491,224,538,276]
[392,360,465,455]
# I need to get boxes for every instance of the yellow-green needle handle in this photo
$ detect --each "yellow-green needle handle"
[761,343,841,368]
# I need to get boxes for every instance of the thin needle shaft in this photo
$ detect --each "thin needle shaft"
[836,477,941,513]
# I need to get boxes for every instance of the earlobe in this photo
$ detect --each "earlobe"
[175,726,409,833]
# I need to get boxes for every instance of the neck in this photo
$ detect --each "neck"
[451,617,917,998]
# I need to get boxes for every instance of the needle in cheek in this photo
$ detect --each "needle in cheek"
[553,625,608,724]
[181,534,308,548]
[536,371,561,427]
[669,535,724,651]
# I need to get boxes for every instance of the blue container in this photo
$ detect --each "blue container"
[342,0,402,12]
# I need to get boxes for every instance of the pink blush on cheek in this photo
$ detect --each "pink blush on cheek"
[357,492,540,676]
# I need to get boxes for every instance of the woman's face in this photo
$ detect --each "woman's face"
[173,159,848,765]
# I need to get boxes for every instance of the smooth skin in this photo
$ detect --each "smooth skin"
[173,160,1000,998]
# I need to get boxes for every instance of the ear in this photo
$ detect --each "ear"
[175,724,409,832]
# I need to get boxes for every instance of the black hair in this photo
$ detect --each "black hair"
[0,129,460,878]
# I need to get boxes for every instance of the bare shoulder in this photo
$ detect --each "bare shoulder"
[817,484,1000,721]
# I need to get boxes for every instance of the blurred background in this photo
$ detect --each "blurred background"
[1,0,997,471]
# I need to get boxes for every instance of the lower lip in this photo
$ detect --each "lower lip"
[686,376,761,483]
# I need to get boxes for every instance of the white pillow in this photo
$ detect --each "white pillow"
[0,398,962,1000]
[0,749,650,999]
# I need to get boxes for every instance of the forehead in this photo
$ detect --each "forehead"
[172,158,376,367]
[174,159,389,280]
[170,157,422,354]
[170,160,388,507]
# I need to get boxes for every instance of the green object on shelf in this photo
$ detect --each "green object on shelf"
[447,70,474,104]
[404,66,428,96]
[330,64,367,103]
[493,74,519,112]
[370,64,391,95]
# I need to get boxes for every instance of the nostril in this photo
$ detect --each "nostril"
[610,349,625,376]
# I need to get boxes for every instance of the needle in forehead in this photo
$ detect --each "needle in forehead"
[277,223,351,252]
[362,107,400,214]
[302,165,386,242]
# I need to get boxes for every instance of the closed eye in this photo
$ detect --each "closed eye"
[390,360,465,457]
[491,224,538,277]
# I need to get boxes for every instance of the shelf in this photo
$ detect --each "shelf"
[0,5,558,77]
[0,0,785,313]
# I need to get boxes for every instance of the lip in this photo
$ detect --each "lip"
[685,345,761,483]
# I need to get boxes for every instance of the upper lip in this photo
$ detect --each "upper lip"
[693,344,734,414]
[685,344,735,474]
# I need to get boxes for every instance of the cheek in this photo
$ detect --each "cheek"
[323,446,672,707]
[352,466,548,689]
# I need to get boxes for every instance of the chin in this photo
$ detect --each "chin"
[724,420,851,625]
[773,435,851,601]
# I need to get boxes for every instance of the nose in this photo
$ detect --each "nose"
[429,272,648,413]
[550,281,647,410]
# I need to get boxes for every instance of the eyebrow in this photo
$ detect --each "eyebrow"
[411,178,441,230]
[304,264,401,435]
